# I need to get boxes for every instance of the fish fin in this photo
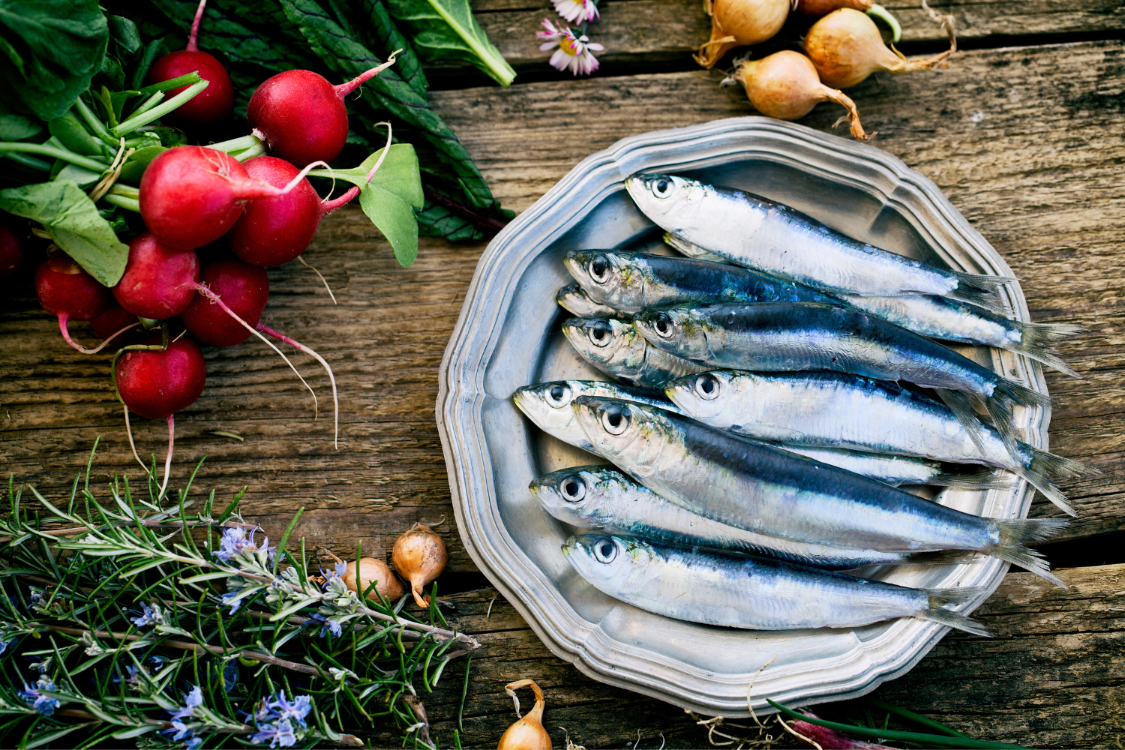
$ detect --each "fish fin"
[1004,322,1085,378]
[928,469,1012,491]
[987,378,1052,464]
[947,271,1015,314]
[925,585,988,605]
[991,517,1070,587]
[993,377,1052,411]
[935,388,991,457]
[917,606,992,637]
[981,396,1024,466]
[1013,445,1095,516]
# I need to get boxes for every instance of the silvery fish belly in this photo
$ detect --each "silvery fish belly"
[512,380,680,453]
[564,249,835,314]
[557,283,625,319]
[664,232,729,264]
[532,466,926,568]
[562,317,708,388]
[562,535,989,634]
[571,396,1066,585]
[664,370,1084,515]
[625,173,1011,307]
[776,445,1004,490]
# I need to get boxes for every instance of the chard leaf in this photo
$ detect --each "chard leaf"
[0,0,110,120]
[0,179,129,285]
[385,0,515,87]
[0,98,42,141]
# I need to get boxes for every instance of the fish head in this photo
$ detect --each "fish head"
[557,284,614,318]
[634,307,711,360]
[562,317,644,375]
[565,250,643,310]
[664,371,733,422]
[512,381,587,442]
[530,465,618,525]
[572,396,674,475]
[562,534,649,594]
[625,174,706,233]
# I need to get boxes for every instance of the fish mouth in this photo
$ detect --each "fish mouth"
[563,250,587,281]
[561,535,579,558]
[511,386,533,414]
[528,476,542,498]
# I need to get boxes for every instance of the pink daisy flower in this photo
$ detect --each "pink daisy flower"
[537,19,604,76]
[551,0,599,24]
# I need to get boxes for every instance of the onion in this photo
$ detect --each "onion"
[804,8,954,89]
[497,679,552,750]
[391,523,448,608]
[695,0,790,69]
[796,1,901,43]
[726,51,870,140]
[344,557,405,601]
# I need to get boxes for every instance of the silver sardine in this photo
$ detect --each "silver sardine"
[557,283,624,319]
[626,173,1012,308]
[571,396,1066,585]
[563,534,989,635]
[562,317,708,388]
[776,445,1007,490]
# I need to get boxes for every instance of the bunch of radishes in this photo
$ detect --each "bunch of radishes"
[701,0,956,139]
[25,0,407,494]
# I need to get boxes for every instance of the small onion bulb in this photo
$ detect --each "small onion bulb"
[392,523,448,608]
[796,0,871,14]
[343,557,405,601]
[497,679,551,750]
[695,0,790,70]
[726,51,870,140]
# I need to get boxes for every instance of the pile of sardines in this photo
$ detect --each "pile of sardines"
[514,173,1090,637]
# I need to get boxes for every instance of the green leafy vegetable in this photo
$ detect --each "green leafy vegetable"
[386,0,515,87]
[0,179,129,285]
[0,106,42,142]
[0,0,110,120]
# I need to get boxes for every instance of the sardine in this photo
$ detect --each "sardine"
[626,173,1012,308]
[634,302,1049,459]
[563,534,989,635]
[562,317,708,388]
[557,283,624,319]
[776,445,1007,490]
[533,466,960,567]
[564,249,835,314]
[664,370,1087,515]
[664,232,729,264]
[571,396,1066,585]
[513,380,680,453]
[664,234,1082,377]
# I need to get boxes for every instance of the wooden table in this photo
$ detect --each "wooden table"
[2,1,1123,746]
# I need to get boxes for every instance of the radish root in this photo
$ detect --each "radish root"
[256,322,339,450]
[297,256,337,304]
[335,51,400,99]
[58,315,140,355]
[161,414,174,498]
[123,405,149,474]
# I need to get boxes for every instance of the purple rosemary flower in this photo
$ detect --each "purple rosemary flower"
[170,685,203,720]
[213,526,274,563]
[130,601,163,628]
[268,692,312,728]
[220,590,247,615]
[19,676,60,716]
[250,718,297,748]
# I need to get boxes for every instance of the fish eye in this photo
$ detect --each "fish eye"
[589,320,612,347]
[652,178,673,199]
[600,405,629,435]
[546,383,570,406]
[695,373,720,400]
[593,538,617,563]
[652,312,674,338]
[589,256,610,283]
[561,475,586,502]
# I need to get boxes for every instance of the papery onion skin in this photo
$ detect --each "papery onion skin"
[344,557,405,601]
[796,0,872,14]
[695,0,790,69]
[729,51,870,140]
[392,523,448,608]
[804,8,954,89]
[498,679,552,750]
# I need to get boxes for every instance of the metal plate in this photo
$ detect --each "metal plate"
[437,117,1048,716]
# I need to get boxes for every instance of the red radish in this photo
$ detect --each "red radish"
[695,0,789,69]
[247,54,398,167]
[180,258,269,346]
[90,304,143,348]
[139,146,325,250]
[35,256,113,354]
[146,0,233,128]
[115,333,207,495]
[0,217,24,282]
[804,8,955,89]
[726,51,870,140]
[113,232,201,319]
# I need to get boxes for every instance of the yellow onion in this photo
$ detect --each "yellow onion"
[727,51,870,140]
[497,679,551,750]
[695,0,790,70]
[343,557,405,601]
[392,523,447,608]
[796,0,871,14]
[804,8,954,89]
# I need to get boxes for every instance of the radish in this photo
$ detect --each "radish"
[695,0,789,69]
[115,333,206,495]
[35,256,114,354]
[146,0,233,128]
[113,232,200,320]
[90,304,143,348]
[725,51,870,140]
[180,258,269,346]
[139,146,327,251]
[804,8,954,89]
[246,54,398,167]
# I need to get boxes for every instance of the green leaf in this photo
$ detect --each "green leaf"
[385,0,514,86]
[117,145,166,184]
[56,163,102,188]
[360,186,418,267]
[0,113,42,142]
[107,15,142,56]
[0,179,129,285]
[0,0,110,121]
[48,112,108,157]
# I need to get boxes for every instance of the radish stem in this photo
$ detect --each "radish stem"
[113,80,210,136]
[334,51,400,98]
[257,323,339,449]
[187,0,208,52]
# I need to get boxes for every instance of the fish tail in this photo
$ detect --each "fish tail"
[991,517,1070,587]
[928,469,1012,491]
[1014,445,1095,516]
[981,396,1023,466]
[935,389,992,457]
[1005,321,1085,378]
[918,605,992,637]
[993,376,1053,411]
[948,271,1015,313]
